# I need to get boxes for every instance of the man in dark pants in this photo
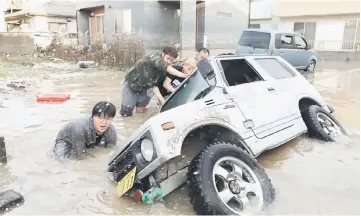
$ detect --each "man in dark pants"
[54,101,117,161]
[120,46,189,117]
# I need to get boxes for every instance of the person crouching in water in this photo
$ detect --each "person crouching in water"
[54,101,117,161]
[120,46,189,117]
[155,58,197,105]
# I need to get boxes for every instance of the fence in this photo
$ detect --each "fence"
[310,40,360,52]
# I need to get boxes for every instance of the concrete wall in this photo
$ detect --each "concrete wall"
[204,0,249,49]
[144,1,179,48]
[251,0,273,20]
[0,33,34,54]
[180,0,196,53]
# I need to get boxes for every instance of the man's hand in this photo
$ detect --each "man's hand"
[156,97,166,105]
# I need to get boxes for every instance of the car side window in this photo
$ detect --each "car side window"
[219,58,263,87]
[295,35,307,49]
[254,58,296,79]
[275,34,294,49]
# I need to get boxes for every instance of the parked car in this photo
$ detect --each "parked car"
[107,55,346,215]
[236,29,317,72]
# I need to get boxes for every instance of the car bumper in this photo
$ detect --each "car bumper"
[107,129,171,183]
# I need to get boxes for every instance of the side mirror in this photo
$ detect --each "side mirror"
[306,43,312,50]
[196,58,214,79]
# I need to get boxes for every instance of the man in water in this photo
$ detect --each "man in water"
[195,47,210,62]
[120,46,189,117]
[54,101,117,160]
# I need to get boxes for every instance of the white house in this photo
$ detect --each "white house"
[250,0,360,51]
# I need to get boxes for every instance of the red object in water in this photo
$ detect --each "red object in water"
[36,93,70,103]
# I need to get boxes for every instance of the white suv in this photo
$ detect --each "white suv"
[107,55,347,215]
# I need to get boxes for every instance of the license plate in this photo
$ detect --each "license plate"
[116,167,137,197]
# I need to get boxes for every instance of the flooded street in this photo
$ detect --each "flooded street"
[0,59,359,215]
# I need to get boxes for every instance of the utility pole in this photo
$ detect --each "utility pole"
[248,0,252,28]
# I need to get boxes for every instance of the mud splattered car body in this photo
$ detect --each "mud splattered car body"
[107,55,346,215]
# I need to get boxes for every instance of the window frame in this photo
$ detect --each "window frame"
[216,57,265,87]
[294,34,307,49]
[275,33,295,49]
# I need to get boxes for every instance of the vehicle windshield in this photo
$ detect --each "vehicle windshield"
[160,69,213,112]
[239,31,271,49]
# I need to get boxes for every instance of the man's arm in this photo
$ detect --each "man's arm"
[163,76,176,93]
[152,86,166,105]
[71,127,87,160]
[149,53,188,79]
[105,124,117,148]
[166,66,189,78]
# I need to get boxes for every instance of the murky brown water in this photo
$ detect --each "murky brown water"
[0,60,359,215]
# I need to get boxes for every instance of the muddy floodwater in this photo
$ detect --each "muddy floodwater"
[0,59,359,215]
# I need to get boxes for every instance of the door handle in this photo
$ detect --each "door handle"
[267,87,275,91]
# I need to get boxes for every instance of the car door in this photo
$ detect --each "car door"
[293,34,311,69]
[214,56,294,153]
[272,33,297,67]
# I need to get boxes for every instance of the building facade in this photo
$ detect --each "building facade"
[76,0,250,56]
[4,0,76,34]
[250,0,360,51]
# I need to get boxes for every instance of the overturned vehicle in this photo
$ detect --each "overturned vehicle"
[107,55,347,215]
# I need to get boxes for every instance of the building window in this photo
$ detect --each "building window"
[217,12,232,19]
[115,9,133,34]
[249,24,260,29]
[293,22,316,41]
[342,20,360,50]
[48,22,67,33]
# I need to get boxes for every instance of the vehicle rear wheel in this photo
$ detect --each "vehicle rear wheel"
[187,142,275,215]
[302,105,347,141]
[306,60,316,72]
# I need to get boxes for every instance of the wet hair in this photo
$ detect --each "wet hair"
[183,58,197,70]
[92,101,116,118]
[197,47,210,55]
[162,46,178,58]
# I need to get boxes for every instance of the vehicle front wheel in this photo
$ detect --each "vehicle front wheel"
[187,142,275,215]
[302,105,347,141]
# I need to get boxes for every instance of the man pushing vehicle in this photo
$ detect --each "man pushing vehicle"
[119,46,189,117]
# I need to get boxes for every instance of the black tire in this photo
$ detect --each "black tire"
[301,105,347,141]
[306,60,316,72]
[187,142,275,215]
